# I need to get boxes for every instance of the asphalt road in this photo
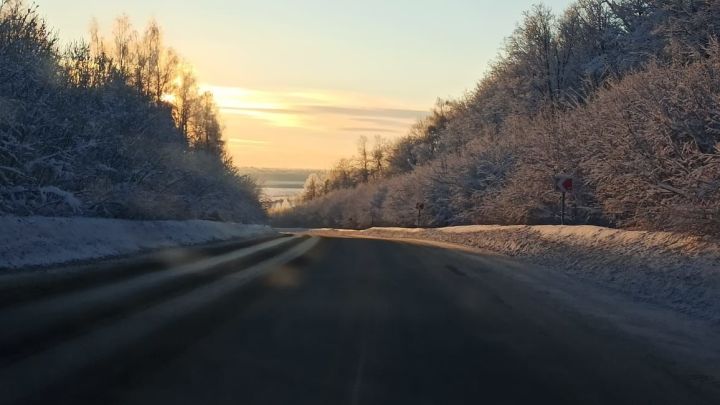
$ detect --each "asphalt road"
[1,236,718,404]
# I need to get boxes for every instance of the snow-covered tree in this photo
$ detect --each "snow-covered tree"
[0,1,266,223]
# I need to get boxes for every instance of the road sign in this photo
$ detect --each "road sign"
[416,202,425,228]
[554,175,574,225]
[554,175,573,193]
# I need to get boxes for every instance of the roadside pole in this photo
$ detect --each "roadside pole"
[416,202,424,228]
[554,175,573,226]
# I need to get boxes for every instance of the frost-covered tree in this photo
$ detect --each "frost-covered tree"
[0,1,265,223]
[273,0,720,236]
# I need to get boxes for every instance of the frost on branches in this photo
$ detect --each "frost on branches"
[276,0,720,237]
[0,1,265,223]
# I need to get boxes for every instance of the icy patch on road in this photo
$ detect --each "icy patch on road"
[0,216,275,269]
[312,225,720,323]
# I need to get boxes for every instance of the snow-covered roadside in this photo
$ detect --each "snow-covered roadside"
[313,225,720,323]
[0,216,275,270]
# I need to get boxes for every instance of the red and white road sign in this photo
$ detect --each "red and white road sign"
[554,175,573,193]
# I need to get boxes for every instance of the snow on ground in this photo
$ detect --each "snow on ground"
[313,225,720,323]
[0,216,275,270]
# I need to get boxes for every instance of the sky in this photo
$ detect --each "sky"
[36,0,574,169]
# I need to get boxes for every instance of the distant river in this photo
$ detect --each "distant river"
[262,181,304,205]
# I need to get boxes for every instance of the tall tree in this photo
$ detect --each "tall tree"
[357,135,370,183]
[142,19,177,103]
[371,135,389,179]
[191,91,224,156]
[172,64,198,140]
[111,14,134,78]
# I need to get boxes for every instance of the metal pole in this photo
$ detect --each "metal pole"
[561,192,566,225]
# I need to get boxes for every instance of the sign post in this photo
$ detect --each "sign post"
[415,202,425,228]
[554,175,573,225]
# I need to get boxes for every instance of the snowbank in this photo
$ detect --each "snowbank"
[316,226,720,323]
[0,216,275,269]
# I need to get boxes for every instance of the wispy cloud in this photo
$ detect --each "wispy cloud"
[202,84,427,136]
[228,138,269,145]
[339,127,399,133]
[223,107,303,115]
[226,138,271,150]
[349,116,419,126]
[302,105,426,120]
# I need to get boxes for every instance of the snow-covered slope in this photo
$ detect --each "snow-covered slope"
[0,216,275,269]
[312,226,720,323]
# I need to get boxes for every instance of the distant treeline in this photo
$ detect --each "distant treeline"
[275,0,720,236]
[0,1,265,222]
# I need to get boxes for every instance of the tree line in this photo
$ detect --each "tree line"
[275,0,720,236]
[299,135,391,202]
[0,0,265,222]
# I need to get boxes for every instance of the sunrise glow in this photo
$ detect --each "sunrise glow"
[35,0,574,168]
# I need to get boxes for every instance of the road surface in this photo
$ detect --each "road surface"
[1,235,718,404]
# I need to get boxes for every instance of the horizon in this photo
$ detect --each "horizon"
[35,0,573,169]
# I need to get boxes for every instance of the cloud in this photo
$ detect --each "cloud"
[351,116,417,125]
[228,138,269,145]
[221,105,424,121]
[221,107,303,115]
[302,105,426,120]
[205,84,426,134]
[227,138,270,149]
[339,127,399,133]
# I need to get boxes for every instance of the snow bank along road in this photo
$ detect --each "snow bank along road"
[0,216,277,269]
[2,235,720,404]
